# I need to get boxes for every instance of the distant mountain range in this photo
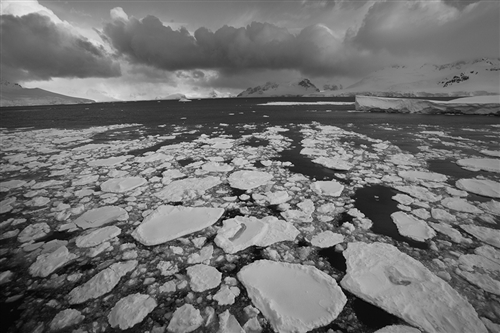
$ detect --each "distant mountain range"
[0,82,94,107]
[237,79,320,97]
[238,58,500,98]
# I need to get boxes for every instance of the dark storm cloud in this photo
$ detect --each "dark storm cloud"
[101,15,368,77]
[0,13,121,82]
[348,0,499,60]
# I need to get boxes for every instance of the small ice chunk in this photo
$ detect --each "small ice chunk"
[310,231,344,248]
[50,309,85,331]
[18,222,50,243]
[218,310,245,333]
[312,157,352,171]
[167,304,203,333]
[108,293,157,329]
[186,264,222,292]
[310,180,344,197]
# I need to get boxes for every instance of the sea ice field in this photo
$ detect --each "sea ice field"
[0,99,499,333]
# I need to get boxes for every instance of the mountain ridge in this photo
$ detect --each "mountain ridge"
[237,78,320,97]
[1,82,95,107]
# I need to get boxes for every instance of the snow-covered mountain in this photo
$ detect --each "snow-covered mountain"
[313,58,500,97]
[0,82,94,107]
[237,79,320,97]
[162,93,188,100]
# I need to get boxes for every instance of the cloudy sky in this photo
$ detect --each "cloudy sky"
[1,0,498,100]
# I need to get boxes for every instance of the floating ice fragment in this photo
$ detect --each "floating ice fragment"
[75,226,121,248]
[228,171,273,190]
[132,205,224,246]
[456,158,500,173]
[395,185,441,202]
[374,325,421,333]
[340,242,487,333]
[312,156,352,171]
[310,180,344,197]
[218,310,245,333]
[391,212,435,242]
[398,170,447,182]
[167,304,203,333]
[0,180,26,192]
[215,216,299,254]
[50,309,85,331]
[73,206,129,229]
[68,260,138,304]
[18,222,50,243]
[441,197,483,213]
[310,231,344,248]
[29,246,77,278]
[88,156,131,167]
[186,264,222,292]
[456,178,500,198]
[108,293,157,330]
[155,176,221,201]
[101,177,147,193]
[460,224,500,248]
[238,260,346,333]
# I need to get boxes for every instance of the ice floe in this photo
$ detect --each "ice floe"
[100,177,147,193]
[73,206,129,229]
[214,216,299,254]
[312,156,352,170]
[132,205,224,246]
[341,242,487,333]
[460,224,500,248]
[238,260,346,333]
[390,212,435,242]
[108,293,157,329]
[310,230,345,248]
[228,170,273,190]
[88,156,131,167]
[50,309,85,331]
[167,304,203,333]
[398,170,447,182]
[456,158,500,173]
[68,260,138,304]
[186,264,222,292]
[440,197,482,213]
[18,222,50,243]
[29,246,77,278]
[456,178,500,198]
[310,180,344,196]
[75,226,121,248]
[155,176,221,201]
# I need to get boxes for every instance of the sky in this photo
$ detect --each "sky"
[1,0,499,101]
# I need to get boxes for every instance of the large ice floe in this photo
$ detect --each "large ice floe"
[100,177,147,193]
[341,242,487,333]
[73,206,129,229]
[355,95,500,114]
[238,260,347,333]
[228,170,273,190]
[390,212,436,242]
[456,178,500,198]
[456,158,500,173]
[132,205,224,245]
[155,176,221,201]
[214,216,299,254]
